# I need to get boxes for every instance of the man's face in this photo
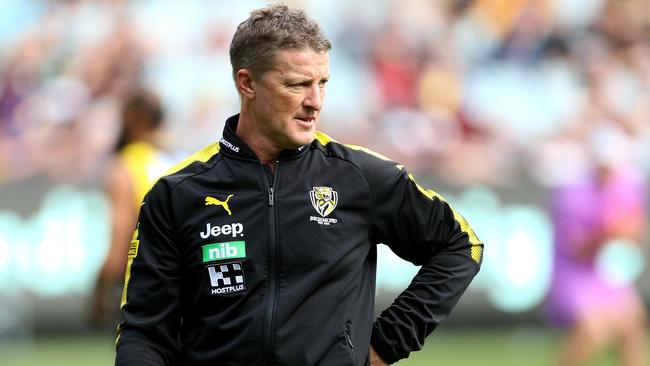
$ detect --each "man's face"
[250,49,329,150]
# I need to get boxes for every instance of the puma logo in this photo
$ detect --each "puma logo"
[205,195,234,215]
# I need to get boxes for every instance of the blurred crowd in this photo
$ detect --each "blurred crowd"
[1,2,649,362]
[0,0,648,188]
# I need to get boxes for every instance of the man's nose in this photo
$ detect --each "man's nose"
[303,84,324,111]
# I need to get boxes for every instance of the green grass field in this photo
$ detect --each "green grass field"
[1,328,640,366]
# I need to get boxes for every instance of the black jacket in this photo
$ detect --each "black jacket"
[116,115,482,366]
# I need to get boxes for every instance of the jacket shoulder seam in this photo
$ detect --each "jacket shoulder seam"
[167,153,224,195]
[310,142,371,192]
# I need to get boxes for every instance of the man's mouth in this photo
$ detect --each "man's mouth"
[295,116,317,129]
[295,116,315,123]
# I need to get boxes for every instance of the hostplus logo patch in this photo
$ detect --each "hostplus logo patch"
[206,262,246,295]
[220,137,240,153]
[309,186,339,225]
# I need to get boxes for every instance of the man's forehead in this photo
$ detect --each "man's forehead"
[271,49,329,74]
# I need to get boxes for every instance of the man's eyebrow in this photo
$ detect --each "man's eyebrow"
[284,76,327,84]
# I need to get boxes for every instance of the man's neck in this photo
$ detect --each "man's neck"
[236,111,280,168]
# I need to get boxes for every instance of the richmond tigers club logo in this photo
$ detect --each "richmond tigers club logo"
[310,186,338,217]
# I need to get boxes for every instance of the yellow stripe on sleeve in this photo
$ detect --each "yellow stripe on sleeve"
[160,142,221,178]
[316,135,482,263]
[403,169,483,264]
[120,226,140,308]
[345,142,483,264]
[314,131,337,146]
[345,144,393,161]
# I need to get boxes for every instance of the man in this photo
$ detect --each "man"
[116,4,482,366]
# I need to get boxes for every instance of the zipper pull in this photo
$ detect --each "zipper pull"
[345,321,354,348]
[268,188,274,206]
[345,332,354,349]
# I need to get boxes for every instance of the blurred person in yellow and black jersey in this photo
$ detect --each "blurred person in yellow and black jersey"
[91,88,175,329]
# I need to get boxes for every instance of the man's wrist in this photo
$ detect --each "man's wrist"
[369,332,397,365]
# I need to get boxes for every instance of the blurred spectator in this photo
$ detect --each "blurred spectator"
[90,88,173,329]
[370,22,424,109]
[1,0,647,185]
[545,125,648,366]
[0,1,144,184]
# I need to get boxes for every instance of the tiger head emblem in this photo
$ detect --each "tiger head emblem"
[310,186,338,217]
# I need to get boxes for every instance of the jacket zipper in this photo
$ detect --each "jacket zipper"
[262,162,280,365]
[345,321,358,365]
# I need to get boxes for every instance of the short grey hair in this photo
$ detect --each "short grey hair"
[229,4,332,80]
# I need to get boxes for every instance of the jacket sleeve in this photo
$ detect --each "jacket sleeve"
[115,179,182,366]
[358,151,483,364]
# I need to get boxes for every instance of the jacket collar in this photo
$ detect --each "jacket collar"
[219,114,309,161]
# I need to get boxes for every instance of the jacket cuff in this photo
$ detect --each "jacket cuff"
[370,329,402,364]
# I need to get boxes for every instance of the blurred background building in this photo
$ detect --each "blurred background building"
[0,0,648,365]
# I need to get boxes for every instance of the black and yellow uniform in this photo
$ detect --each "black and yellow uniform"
[116,115,483,366]
[118,141,171,209]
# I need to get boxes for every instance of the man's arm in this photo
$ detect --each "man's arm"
[91,160,137,326]
[115,180,182,366]
[357,150,483,364]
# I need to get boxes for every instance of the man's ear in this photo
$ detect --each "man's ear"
[236,69,256,99]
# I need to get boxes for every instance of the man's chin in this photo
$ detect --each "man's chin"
[288,132,316,149]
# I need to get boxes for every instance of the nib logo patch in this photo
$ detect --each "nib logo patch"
[202,241,246,262]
